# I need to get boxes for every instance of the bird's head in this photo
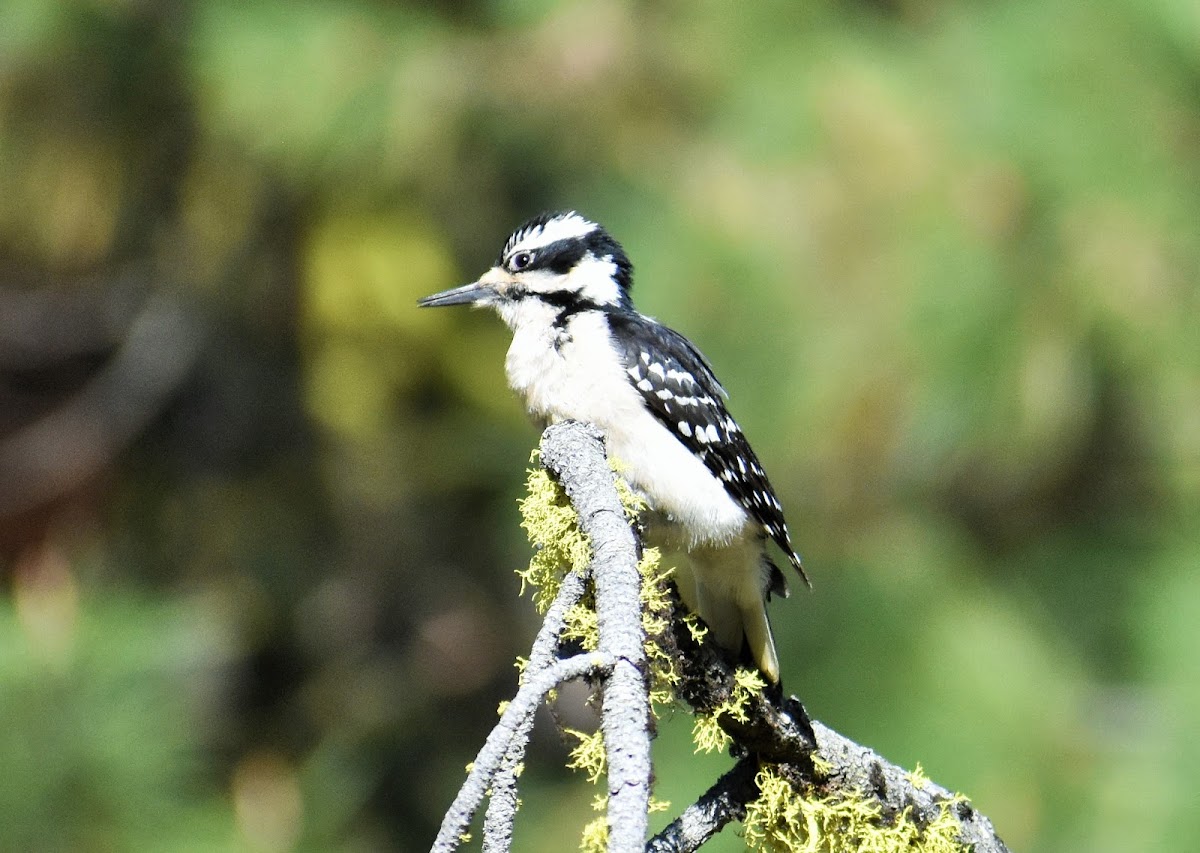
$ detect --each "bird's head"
[418,211,633,322]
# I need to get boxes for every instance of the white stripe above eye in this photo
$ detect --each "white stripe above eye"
[507,212,597,255]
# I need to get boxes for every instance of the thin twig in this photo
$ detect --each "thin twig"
[482,568,590,852]
[431,651,614,853]
[645,756,759,852]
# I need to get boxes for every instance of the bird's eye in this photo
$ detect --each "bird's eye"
[509,251,533,271]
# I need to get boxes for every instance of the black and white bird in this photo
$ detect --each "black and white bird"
[418,211,806,683]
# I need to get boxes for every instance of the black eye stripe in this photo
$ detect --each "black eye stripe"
[538,240,587,273]
[507,238,587,274]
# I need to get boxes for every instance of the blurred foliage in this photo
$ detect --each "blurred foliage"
[0,0,1197,850]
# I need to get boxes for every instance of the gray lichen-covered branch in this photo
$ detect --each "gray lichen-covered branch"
[431,421,652,853]
[539,421,653,852]
[431,420,1009,853]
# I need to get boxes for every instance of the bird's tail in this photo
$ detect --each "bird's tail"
[674,541,782,684]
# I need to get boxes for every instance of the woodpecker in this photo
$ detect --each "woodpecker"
[418,211,806,683]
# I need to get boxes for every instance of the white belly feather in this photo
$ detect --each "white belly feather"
[502,307,749,547]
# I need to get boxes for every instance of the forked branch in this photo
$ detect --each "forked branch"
[431,421,1009,853]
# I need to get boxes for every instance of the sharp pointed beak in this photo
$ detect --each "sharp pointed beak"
[417,280,499,308]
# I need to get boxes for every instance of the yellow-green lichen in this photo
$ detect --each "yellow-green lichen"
[517,466,592,612]
[907,762,930,790]
[743,764,970,853]
[810,751,834,778]
[579,795,610,853]
[692,667,768,754]
[578,795,670,853]
[564,727,607,785]
[560,601,600,650]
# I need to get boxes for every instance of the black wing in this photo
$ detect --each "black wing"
[606,312,807,585]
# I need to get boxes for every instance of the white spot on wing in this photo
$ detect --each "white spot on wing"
[704,424,720,443]
[678,421,692,437]
[649,362,665,380]
[637,379,653,392]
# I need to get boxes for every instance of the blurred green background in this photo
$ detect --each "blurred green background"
[1,0,1198,850]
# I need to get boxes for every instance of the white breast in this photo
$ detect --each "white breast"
[501,304,748,547]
